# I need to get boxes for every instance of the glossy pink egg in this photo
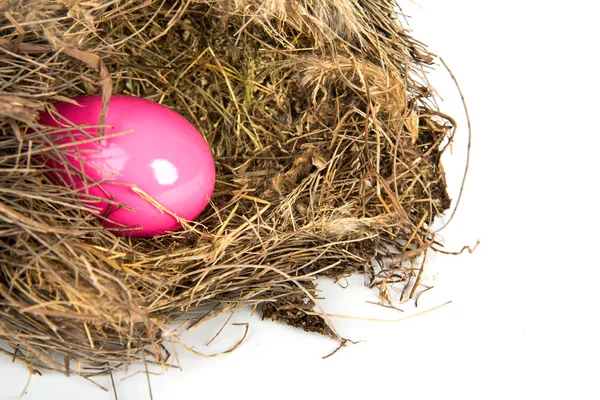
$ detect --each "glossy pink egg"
[39,94,215,237]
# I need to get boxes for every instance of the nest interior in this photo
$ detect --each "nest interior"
[0,0,455,378]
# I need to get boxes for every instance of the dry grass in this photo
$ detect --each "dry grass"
[0,0,455,379]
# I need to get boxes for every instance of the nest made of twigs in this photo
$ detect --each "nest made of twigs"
[0,0,455,379]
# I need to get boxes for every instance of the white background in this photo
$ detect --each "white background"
[2,1,600,399]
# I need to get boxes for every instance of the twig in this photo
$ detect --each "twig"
[434,57,472,233]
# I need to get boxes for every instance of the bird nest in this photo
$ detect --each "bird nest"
[0,0,457,380]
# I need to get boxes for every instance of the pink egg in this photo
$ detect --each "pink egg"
[39,94,215,237]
